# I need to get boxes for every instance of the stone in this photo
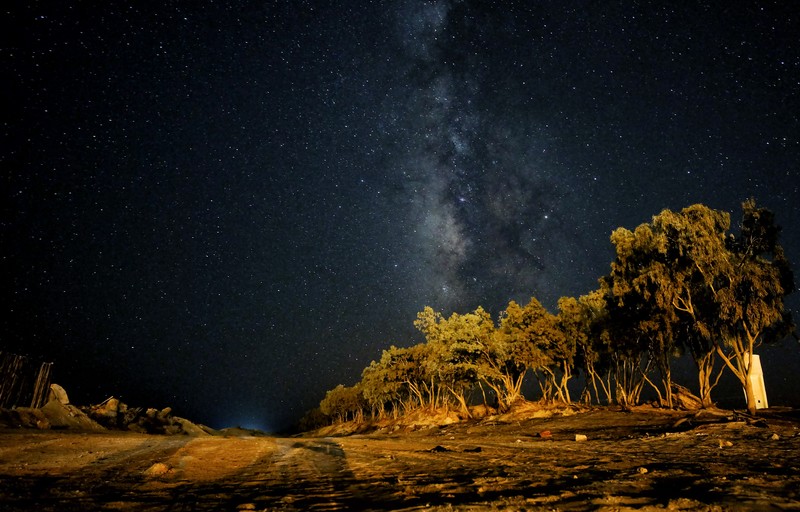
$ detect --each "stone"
[95,397,120,418]
[48,383,70,405]
[143,462,171,477]
[40,400,104,430]
[429,445,451,452]
[575,434,588,442]
[87,397,122,428]
[671,383,703,410]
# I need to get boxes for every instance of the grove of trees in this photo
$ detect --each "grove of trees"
[312,201,795,427]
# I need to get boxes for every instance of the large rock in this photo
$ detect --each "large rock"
[168,417,212,436]
[87,397,123,428]
[48,383,70,405]
[0,407,50,429]
[40,400,104,430]
[671,384,704,410]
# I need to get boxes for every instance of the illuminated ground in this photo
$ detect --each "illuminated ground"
[0,407,798,510]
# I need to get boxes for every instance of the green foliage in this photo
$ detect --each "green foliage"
[310,200,795,425]
[319,384,366,423]
[603,201,794,412]
[714,200,795,413]
[414,306,495,416]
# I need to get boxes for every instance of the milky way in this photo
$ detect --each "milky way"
[388,1,582,314]
[4,1,799,430]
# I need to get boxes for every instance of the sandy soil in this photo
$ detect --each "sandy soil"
[0,407,798,511]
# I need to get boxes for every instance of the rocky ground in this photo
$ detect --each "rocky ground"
[0,406,798,511]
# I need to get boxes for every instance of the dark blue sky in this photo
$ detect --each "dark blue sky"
[4,1,799,431]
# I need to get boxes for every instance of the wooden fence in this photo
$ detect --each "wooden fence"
[0,352,53,409]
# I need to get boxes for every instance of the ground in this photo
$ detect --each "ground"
[0,406,798,511]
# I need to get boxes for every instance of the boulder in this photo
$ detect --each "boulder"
[40,400,104,430]
[0,407,50,429]
[87,397,123,428]
[168,417,211,436]
[48,383,70,405]
[671,384,704,410]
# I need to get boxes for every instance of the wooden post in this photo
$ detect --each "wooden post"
[30,362,53,408]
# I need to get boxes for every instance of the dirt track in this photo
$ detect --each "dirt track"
[0,408,798,510]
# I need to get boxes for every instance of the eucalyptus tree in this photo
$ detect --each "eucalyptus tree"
[648,204,732,407]
[414,306,493,417]
[559,290,612,405]
[715,199,795,414]
[605,201,794,413]
[496,298,568,403]
[604,224,672,408]
[481,298,548,410]
[360,345,420,418]
[319,384,366,423]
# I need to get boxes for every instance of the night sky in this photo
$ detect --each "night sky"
[4,2,799,431]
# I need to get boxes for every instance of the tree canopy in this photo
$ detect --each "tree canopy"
[312,200,795,425]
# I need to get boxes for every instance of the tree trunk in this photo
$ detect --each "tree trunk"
[447,387,472,419]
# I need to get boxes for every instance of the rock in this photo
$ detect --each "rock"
[95,397,120,417]
[143,462,172,477]
[638,466,648,474]
[86,397,123,428]
[770,433,780,441]
[575,434,588,442]
[128,423,148,434]
[165,417,211,437]
[463,446,482,453]
[538,430,552,438]
[0,407,49,429]
[429,445,451,453]
[469,404,497,419]
[40,400,104,430]
[671,383,704,410]
[48,383,70,405]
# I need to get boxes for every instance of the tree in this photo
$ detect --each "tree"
[360,347,407,418]
[497,298,568,403]
[715,199,795,414]
[319,384,366,423]
[559,291,611,405]
[604,225,670,408]
[605,201,795,413]
[606,204,736,409]
[360,343,439,416]
[649,204,733,407]
[414,306,493,417]
[477,299,542,410]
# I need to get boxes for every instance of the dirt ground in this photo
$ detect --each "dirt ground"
[0,406,798,511]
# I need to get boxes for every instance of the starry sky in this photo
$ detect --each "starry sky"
[4,1,799,431]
